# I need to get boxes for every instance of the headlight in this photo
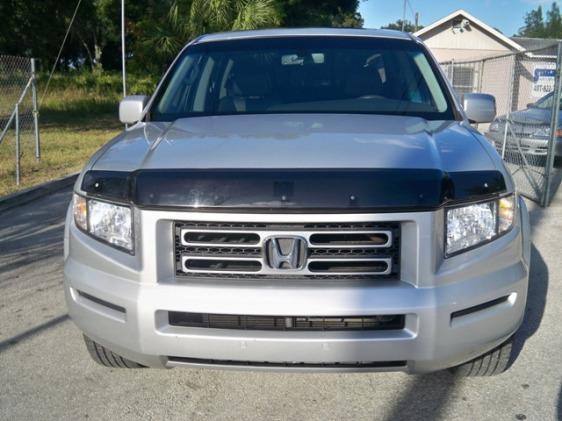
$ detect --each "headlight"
[498,195,515,233]
[73,194,88,231]
[446,194,515,256]
[533,126,550,138]
[73,194,133,252]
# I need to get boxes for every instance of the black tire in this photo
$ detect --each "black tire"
[449,336,513,377]
[83,335,144,368]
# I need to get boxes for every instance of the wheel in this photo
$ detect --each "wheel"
[83,335,144,368]
[449,336,513,377]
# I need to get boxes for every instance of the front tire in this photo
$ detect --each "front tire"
[449,336,513,377]
[83,335,144,368]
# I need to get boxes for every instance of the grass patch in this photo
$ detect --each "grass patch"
[0,71,156,197]
[0,126,120,196]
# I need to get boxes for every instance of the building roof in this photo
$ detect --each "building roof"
[414,9,525,52]
[510,36,560,52]
[195,27,412,44]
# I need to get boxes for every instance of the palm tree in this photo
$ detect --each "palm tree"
[143,0,280,63]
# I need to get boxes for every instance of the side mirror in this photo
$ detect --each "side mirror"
[119,95,148,124]
[462,93,496,123]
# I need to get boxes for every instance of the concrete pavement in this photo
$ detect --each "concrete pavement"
[0,186,560,421]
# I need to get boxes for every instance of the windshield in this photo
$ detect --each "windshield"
[531,91,561,110]
[150,36,456,121]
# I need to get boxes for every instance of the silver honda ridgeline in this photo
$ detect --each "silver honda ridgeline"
[64,28,531,376]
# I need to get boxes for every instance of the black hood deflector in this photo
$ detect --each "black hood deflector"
[81,168,507,212]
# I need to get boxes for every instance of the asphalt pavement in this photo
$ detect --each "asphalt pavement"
[0,186,561,421]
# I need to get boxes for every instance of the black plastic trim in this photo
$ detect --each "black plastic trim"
[77,290,126,313]
[167,356,407,369]
[81,168,508,212]
[168,312,405,331]
[81,170,131,203]
[451,295,509,319]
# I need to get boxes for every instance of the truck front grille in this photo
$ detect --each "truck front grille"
[168,312,405,331]
[174,221,400,280]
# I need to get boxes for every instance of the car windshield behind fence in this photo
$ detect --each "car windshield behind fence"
[151,37,455,121]
[441,45,562,206]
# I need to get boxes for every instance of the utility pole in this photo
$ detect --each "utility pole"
[121,0,126,98]
[414,12,419,32]
[402,0,407,31]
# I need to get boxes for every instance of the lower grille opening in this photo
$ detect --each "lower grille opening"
[308,260,388,273]
[77,290,126,313]
[168,312,405,331]
[451,295,510,319]
[184,259,262,272]
[167,356,407,369]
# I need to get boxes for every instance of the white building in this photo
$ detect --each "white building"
[413,9,525,62]
[415,9,560,115]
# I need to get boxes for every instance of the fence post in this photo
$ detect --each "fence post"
[15,103,20,185]
[451,58,455,88]
[31,58,41,161]
[477,59,484,92]
[501,55,516,159]
[543,42,562,207]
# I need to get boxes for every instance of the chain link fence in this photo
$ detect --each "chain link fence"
[0,54,40,186]
[440,45,562,206]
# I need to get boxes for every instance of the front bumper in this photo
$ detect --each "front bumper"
[63,200,530,373]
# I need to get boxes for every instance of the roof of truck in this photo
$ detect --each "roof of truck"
[193,27,413,44]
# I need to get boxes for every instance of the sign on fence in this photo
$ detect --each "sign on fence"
[532,63,556,98]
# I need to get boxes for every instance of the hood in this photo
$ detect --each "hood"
[499,106,562,128]
[83,114,508,211]
[507,107,551,125]
[91,114,497,173]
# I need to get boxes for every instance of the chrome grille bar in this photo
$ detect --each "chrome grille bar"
[180,229,392,248]
[175,221,400,279]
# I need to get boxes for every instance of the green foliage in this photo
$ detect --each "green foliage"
[38,71,157,97]
[132,0,281,72]
[0,0,363,75]
[519,5,545,37]
[519,2,562,38]
[381,19,422,33]
[0,0,79,69]
[546,2,562,38]
[132,0,363,72]
[1,70,124,196]
[279,0,362,28]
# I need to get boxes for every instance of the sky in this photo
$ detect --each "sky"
[358,0,560,36]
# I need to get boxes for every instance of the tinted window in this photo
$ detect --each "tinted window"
[532,91,562,110]
[151,37,455,121]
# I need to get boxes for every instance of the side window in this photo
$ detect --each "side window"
[156,55,199,115]
[366,54,386,84]
[219,59,234,101]
[411,51,448,112]
[192,57,215,112]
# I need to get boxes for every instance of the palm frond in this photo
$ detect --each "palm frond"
[232,0,280,30]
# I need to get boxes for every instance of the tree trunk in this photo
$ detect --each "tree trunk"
[93,33,103,72]
[78,35,95,71]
